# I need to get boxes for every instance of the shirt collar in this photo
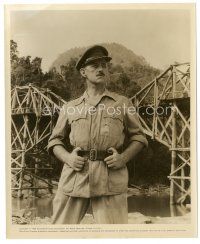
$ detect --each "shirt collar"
[74,89,117,106]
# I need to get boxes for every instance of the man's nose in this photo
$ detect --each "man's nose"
[98,65,103,71]
[97,63,105,70]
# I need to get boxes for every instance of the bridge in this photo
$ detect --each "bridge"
[11,63,190,204]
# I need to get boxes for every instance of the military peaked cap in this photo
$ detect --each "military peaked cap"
[76,45,112,71]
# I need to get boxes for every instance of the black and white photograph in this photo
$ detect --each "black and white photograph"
[5,3,197,238]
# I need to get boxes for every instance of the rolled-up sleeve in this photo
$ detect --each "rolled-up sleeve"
[125,99,148,148]
[47,104,69,155]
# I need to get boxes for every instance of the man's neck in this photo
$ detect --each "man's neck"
[86,82,106,98]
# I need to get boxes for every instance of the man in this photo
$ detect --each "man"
[48,45,148,224]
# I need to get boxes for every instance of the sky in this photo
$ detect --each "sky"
[10,8,191,71]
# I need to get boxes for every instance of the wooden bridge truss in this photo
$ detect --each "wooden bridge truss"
[131,63,190,204]
[11,85,66,197]
[11,63,190,204]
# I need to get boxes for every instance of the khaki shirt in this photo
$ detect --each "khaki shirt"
[48,89,148,197]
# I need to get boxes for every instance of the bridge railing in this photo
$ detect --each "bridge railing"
[11,84,66,116]
[131,63,190,107]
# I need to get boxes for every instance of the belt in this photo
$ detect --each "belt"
[77,148,123,161]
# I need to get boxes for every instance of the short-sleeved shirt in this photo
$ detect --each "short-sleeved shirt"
[48,89,148,198]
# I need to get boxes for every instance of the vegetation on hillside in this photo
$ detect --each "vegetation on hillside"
[10,41,160,100]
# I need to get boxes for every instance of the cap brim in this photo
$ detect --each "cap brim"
[75,45,111,71]
[83,56,112,67]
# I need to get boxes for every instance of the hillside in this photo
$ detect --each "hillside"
[46,43,161,100]
[50,42,150,71]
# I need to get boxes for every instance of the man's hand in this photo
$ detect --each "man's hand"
[104,141,144,170]
[104,147,126,170]
[53,145,85,172]
[67,147,86,171]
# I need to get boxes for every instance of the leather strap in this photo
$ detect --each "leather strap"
[77,147,123,161]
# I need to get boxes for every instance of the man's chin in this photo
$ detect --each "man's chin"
[92,78,106,84]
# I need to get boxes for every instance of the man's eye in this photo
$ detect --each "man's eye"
[93,63,106,68]
[90,62,107,69]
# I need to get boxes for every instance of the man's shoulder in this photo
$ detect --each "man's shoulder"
[106,90,130,104]
[65,95,84,107]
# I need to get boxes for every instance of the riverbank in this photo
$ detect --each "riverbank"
[12,212,190,225]
[12,184,170,199]
[12,185,190,225]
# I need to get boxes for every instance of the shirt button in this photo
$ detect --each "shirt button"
[90,106,96,115]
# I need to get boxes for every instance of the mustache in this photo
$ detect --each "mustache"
[96,72,105,76]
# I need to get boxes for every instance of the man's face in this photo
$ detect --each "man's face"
[80,59,109,85]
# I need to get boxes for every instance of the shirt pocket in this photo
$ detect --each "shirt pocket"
[69,112,89,147]
[101,112,124,138]
[108,166,128,193]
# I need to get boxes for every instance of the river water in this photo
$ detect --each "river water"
[12,192,189,219]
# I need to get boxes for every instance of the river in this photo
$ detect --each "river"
[12,192,189,219]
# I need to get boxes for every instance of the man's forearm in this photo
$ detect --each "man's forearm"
[53,145,70,164]
[121,141,144,164]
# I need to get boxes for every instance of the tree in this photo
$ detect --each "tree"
[10,40,19,64]
[10,40,19,85]
[10,40,44,86]
[42,67,70,100]
[60,58,85,99]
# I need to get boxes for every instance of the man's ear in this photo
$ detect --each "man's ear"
[80,68,86,78]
